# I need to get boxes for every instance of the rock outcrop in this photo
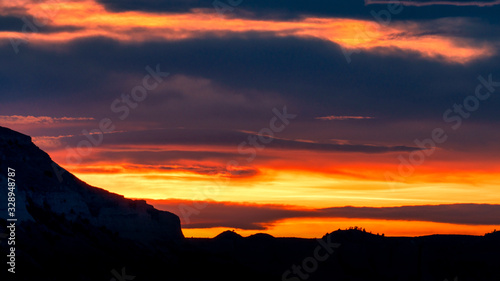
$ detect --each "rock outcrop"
[0,126,183,243]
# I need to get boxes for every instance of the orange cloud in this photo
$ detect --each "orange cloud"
[0,0,494,63]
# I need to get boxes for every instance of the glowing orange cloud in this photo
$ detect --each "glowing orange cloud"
[0,0,494,63]
[35,140,500,211]
[182,218,500,238]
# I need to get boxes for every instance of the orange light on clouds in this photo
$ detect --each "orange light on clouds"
[36,139,500,210]
[26,131,500,238]
[2,1,499,241]
[0,0,494,63]
[182,217,500,238]
[63,162,500,209]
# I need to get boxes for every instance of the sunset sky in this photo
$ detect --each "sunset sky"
[1,0,500,238]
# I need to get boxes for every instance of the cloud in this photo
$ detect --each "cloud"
[124,163,260,178]
[0,0,495,64]
[319,204,500,225]
[2,34,499,153]
[316,115,375,121]
[70,163,261,178]
[32,134,75,149]
[0,10,499,154]
[94,0,500,23]
[56,128,421,154]
[1,0,499,238]
[365,0,500,7]
[148,200,500,229]
[0,16,25,32]
[0,115,94,125]
[148,199,312,229]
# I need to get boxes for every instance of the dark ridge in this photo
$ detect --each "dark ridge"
[214,230,243,240]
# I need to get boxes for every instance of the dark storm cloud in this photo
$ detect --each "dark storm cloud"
[150,200,500,229]
[96,0,500,23]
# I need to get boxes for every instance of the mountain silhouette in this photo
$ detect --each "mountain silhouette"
[1,126,499,281]
[0,126,183,243]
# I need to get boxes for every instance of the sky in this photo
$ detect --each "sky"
[1,0,500,238]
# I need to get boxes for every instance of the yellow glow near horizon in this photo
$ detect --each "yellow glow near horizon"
[182,217,499,238]
[69,166,500,208]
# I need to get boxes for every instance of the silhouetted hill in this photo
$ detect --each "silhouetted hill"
[214,230,243,240]
[185,229,500,281]
[1,126,499,281]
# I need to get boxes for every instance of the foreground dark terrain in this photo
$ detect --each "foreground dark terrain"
[1,126,499,281]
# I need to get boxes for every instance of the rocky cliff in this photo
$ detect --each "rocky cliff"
[0,126,183,243]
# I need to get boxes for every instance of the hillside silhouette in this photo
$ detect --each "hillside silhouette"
[1,126,499,281]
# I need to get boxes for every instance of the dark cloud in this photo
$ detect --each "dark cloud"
[68,147,270,175]
[148,199,313,229]
[0,16,25,32]
[1,34,499,152]
[100,150,249,163]
[70,163,260,178]
[403,17,500,44]
[319,204,500,225]
[2,36,499,119]
[137,164,260,178]
[0,15,82,33]
[96,0,371,19]
[57,128,420,154]
[96,0,500,23]
[149,200,500,229]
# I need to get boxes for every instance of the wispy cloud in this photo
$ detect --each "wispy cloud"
[315,115,374,121]
[32,134,75,149]
[55,128,419,154]
[0,115,94,125]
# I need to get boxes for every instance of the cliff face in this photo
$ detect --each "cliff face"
[0,126,184,243]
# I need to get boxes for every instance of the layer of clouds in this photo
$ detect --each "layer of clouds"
[1,0,499,173]
[95,0,500,22]
[2,35,500,153]
[149,199,500,229]
[53,128,420,155]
